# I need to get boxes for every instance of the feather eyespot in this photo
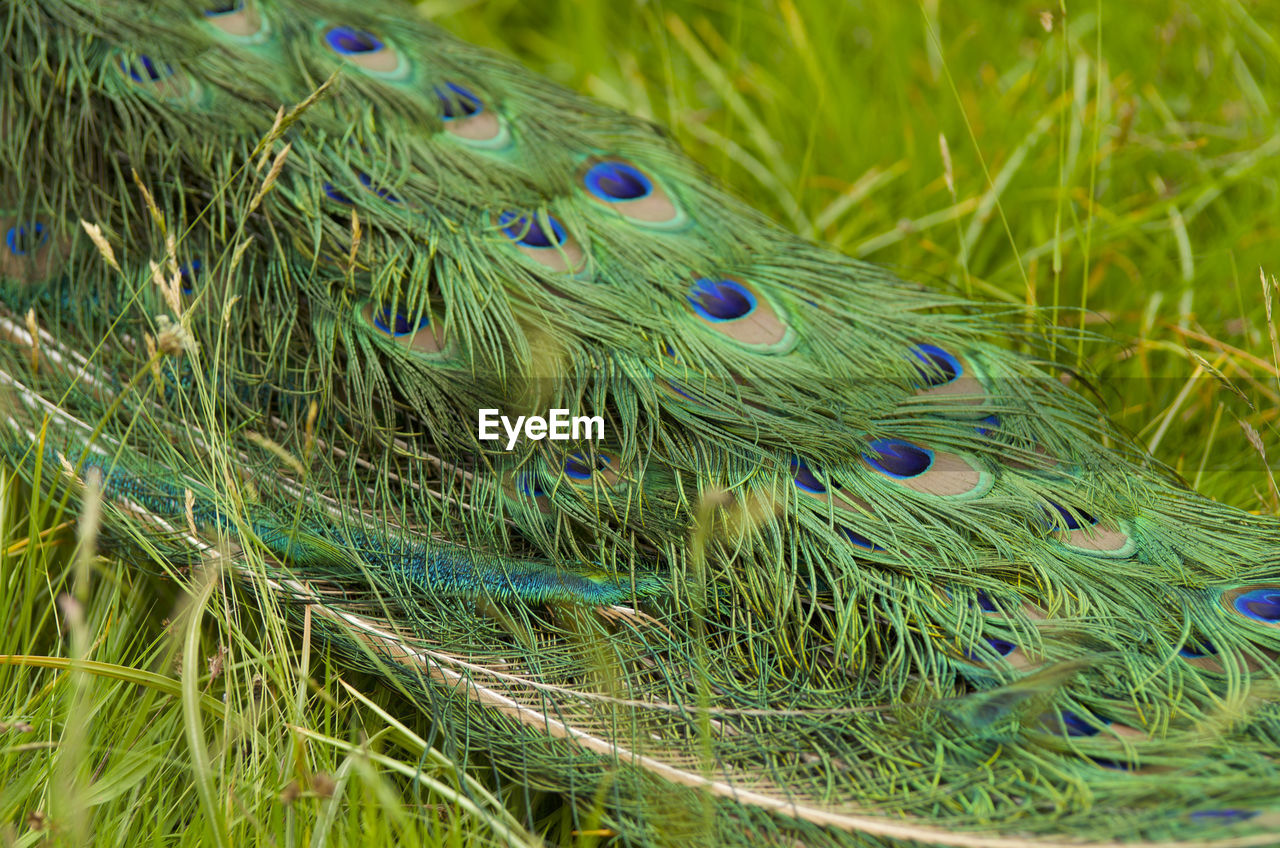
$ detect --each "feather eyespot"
[964,636,1017,660]
[684,276,793,352]
[910,343,961,387]
[790,457,826,494]
[1236,588,1280,623]
[373,308,428,337]
[435,83,510,148]
[564,452,616,482]
[1178,640,1215,658]
[1189,810,1259,824]
[322,26,404,76]
[500,211,565,248]
[1045,500,1098,531]
[564,455,597,480]
[359,302,446,354]
[975,414,999,437]
[5,223,48,256]
[517,474,546,498]
[791,457,879,540]
[1058,712,1144,743]
[1226,586,1280,625]
[204,2,266,40]
[910,343,986,404]
[1045,501,1133,556]
[973,588,998,612]
[688,278,756,322]
[357,172,400,203]
[323,183,354,205]
[509,472,552,515]
[581,160,686,229]
[863,439,933,479]
[325,26,383,55]
[584,162,652,202]
[120,55,174,83]
[116,50,195,98]
[496,210,586,273]
[664,379,697,402]
[863,441,991,499]
[1058,710,1107,737]
[959,635,1037,671]
[837,526,882,551]
[179,259,202,295]
[1,218,62,284]
[1177,637,1227,673]
[1179,624,1273,673]
[435,82,483,119]
[1088,756,1137,771]
[791,456,864,506]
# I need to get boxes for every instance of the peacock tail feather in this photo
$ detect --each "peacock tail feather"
[2,1,1280,845]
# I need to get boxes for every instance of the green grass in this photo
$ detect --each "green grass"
[4,0,1280,844]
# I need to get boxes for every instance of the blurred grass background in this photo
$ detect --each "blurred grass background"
[3,1,1279,845]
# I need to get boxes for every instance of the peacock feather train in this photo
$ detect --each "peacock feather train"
[2,1,1279,845]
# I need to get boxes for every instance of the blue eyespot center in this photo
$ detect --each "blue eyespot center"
[863,439,933,479]
[667,381,696,401]
[1189,810,1258,823]
[5,222,48,256]
[323,182,354,205]
[122,55,173,82]
[203,2,244,14]
[1046,500,1098,531]
[1234,587,1280,623]
[790,457,826,494]
[565,453,610,480]
[973,588,998,612]
[373,307,428,337]
[838,526,882,551]
[179,259,202,295]
[325,26,384,55]
[687,278,756,322]
[975,415,1000,437]
[357,172,400,203]
[517,474,546,498]
[910,343,961,387]
[1059,710,1105,737]
[499,211,566,248]
[1178,637,1216,658]
[584,162,653,202]
[965,637,1016,660]
[435,82,483,119]
[988,637,1017,656]
[1089,756,1135,771]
